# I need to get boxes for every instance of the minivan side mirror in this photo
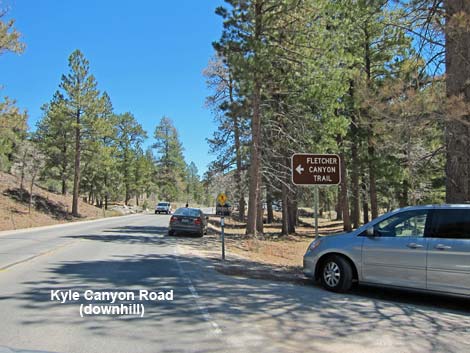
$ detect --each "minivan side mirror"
[366,227,375,237]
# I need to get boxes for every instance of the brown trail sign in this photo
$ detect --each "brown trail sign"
[291,153,341,238]
[291,153,341,185]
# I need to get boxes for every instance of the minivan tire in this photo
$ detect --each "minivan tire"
[320,255,353,293]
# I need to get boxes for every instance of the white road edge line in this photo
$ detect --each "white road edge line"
[173,248,223,335]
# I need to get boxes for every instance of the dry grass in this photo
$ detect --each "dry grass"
[207,213,344,268]
[0,172,119,231]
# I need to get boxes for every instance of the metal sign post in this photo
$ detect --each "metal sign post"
[291,153,341,238]
[314,185,319,238]
[221,216,225,260]
[217,193,228,261]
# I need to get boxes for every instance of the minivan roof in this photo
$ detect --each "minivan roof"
[353,204,470,234]
[397,204,470,211]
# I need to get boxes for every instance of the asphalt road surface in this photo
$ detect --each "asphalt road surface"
[0,214,469,353]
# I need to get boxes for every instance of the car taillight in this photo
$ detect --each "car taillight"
[170,216,177,223]
[194,218,202,225]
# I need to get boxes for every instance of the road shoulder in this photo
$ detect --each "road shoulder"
[176,231,308,285]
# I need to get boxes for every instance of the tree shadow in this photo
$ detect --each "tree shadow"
[0,220,457,351]
[65,225,208,245]
[10,247,470,353]
[4,188,69,219]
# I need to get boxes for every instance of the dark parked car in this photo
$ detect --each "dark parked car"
[216,203,231,216]
[168,207,208,237]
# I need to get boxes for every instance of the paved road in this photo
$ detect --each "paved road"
[0,214,469,353]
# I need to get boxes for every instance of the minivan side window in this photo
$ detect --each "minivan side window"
[371,210,429,237]
[430,209,470,239]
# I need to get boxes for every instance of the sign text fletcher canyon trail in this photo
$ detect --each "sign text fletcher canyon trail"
[291,154,341,185]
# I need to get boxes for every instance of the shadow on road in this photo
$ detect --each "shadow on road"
[13,258,470,352]
[9,221,469,352]
[65,225,168,245]
[102,226,169,235]
[63,223,470,314]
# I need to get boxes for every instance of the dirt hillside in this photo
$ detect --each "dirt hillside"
[0,172,109,231]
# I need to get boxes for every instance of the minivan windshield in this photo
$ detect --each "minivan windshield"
[158,202,169,206]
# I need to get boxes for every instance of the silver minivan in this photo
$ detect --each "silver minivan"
[303,205,470,296]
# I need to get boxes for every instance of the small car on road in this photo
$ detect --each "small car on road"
[168,207,208,237]
[303,205,470,297]
[155,202,172,214]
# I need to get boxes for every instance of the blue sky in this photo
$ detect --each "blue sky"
[0,0,224,176]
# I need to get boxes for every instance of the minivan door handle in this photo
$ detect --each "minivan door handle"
[407,243,424,249]
[435,244,452,250]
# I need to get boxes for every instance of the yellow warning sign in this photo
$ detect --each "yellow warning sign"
[217,193,228,205]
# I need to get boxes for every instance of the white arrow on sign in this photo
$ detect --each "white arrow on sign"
[296,164,305,175]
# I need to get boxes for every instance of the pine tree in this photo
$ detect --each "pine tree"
[115,112,147,205]
[133,148,156,206]
[204,54,250,220]
[185,162,204,205]
[36,92,73,194]
[0,9,26,171]
[0,98,28,171]
[153,117,186,201]
[59,50,102,216]
[0,8,25,55]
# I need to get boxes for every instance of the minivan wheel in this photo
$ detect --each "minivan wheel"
[320,255,352,293]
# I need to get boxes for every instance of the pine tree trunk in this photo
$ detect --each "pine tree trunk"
[104,174,108,210]
[72,112,81,217]
[335,189,342,221]
[61,178,67,196]
[20,166,25,191]
[234,114,245,221]
[266,183,274,224]
[256,196,264,234]
[288,193,296,234]
[368,140,378,219]
[239,197,245,222]
[349,80,360,228]
[445,0,470,203]
[281,183,289,235]
[61,141,67,195]
[363,24,379,219]
[341,156,352,232]
[350,134,360,228]
[361,173,370,224]
[29,176,35,214]
[338,143,351,232]
[246,1,263,236]
[246,81,261,235]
